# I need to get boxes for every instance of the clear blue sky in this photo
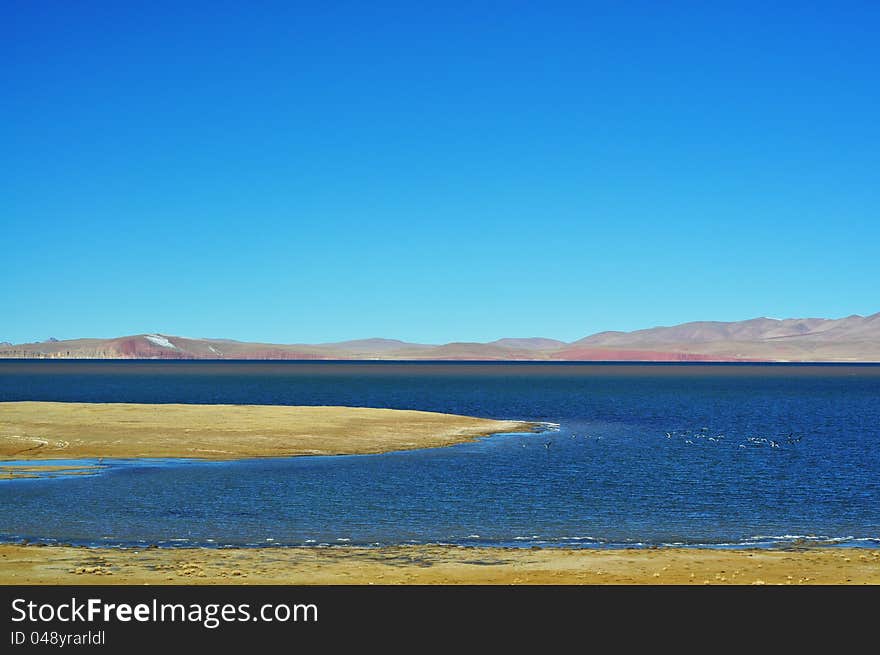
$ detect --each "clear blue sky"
[4,1,878,345]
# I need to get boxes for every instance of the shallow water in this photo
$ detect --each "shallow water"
[1,361,879,548]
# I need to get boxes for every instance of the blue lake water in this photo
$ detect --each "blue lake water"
[1,361,879,549]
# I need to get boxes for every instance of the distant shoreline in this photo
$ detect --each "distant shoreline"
[4,312,880,362]
[3,358,880,364]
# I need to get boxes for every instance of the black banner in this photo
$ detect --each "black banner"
[1,585,873,650]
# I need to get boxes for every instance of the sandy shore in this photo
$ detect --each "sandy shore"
[0,544,877,585]
[0,401,531,460]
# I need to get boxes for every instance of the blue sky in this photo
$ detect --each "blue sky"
[4,1,879,344]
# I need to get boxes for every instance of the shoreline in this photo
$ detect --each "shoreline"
[1,544,877,585]
[0,401,534,461]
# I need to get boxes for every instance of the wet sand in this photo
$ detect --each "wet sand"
[0,402,531,460]
[0,544,877,585]
[0,464,103,479]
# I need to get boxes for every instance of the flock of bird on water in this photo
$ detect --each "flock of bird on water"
[537,427,805,450]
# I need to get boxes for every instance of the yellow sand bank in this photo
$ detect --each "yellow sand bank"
[0,401,531,460]
[0,544,877,585]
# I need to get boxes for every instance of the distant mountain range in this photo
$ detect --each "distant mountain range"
[3,313,879,362]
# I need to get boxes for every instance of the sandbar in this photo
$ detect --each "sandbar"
[0,401,532,460]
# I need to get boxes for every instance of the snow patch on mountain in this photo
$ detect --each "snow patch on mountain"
[144,334,176,349]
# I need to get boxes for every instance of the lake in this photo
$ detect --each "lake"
[1,361,879,549]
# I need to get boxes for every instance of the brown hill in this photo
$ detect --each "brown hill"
[489,338,567,351]
[558,313,880,361]
[2,312,878,361]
